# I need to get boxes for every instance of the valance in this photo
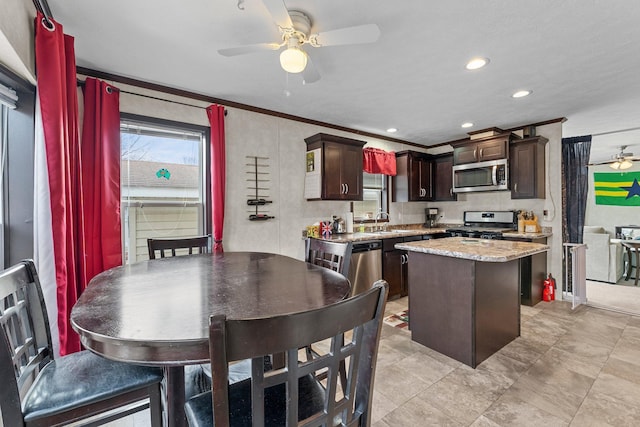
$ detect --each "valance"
[363,147,396,176]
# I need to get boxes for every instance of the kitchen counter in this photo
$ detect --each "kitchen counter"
[502,230,553,240]
[316,226,450,243]
[395,237,549,262]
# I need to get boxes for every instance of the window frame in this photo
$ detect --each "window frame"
[120,113,211,262]
[351,173,390,223]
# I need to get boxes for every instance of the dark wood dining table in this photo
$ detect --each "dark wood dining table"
[71,252,351,427]
[621,240,640,286]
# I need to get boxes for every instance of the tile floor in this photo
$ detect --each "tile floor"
[103,297,640,426]
[374,297,640,426]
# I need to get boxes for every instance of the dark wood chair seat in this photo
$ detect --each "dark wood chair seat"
[0,260,163,427]
[184,280,388,427]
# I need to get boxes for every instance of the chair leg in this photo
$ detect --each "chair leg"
[149,383,163,427]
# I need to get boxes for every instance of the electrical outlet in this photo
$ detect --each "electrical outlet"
[543,210,549,221]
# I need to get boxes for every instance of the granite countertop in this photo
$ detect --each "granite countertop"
[395,237,549,262]
[502,231,553,239]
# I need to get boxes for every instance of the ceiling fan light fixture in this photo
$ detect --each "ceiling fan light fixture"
[609,161,621,170]
[279,45,307,73]
[619,159,633,169]
[512,90,532,98]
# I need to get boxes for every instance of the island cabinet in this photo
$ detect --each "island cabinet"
[304,133,365,200]
[433,153,457,201]
[510,136,548,199]
[396,238,549,368]
[392,150,433,202]
[451,133,514,165]
[382,235,423,298]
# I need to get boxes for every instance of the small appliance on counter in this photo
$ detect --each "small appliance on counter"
[425,208,439,228]
[332,216,346,234]
[446,210,517,239]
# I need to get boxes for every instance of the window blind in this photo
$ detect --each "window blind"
[0,83,17,109]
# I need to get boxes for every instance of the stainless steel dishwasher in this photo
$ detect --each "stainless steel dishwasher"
[348,240,383,295]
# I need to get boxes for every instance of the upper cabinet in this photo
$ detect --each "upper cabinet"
[393,151,433,202]
[304,133,365,201]
[510,136,548,199]
[433,153,457,201]
[451,132,515,165]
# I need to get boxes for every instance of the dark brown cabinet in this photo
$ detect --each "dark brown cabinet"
[304,133,365,201]
[433,154,457,201]
[393,151,433,202]
[510,136,547,199]
[452,133,511,165]
[382,236,423,299]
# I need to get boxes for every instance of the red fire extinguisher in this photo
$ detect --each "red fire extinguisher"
[543,274,556,302]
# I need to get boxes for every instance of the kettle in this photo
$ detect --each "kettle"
[332,216,346,234]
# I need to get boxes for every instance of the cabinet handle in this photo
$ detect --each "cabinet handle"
[345,183,349,194]
[341,183,346,194]
[480,148,484,158]
[450,188,453,197]
[514,183,518,193]
[473,148,478,161]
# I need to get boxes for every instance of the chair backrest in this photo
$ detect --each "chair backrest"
[305,238,353,277]
[0,260,53,426]
[147,235,211,259]
[208,280,388,427]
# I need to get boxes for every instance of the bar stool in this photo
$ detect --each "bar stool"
[621,240,640,286]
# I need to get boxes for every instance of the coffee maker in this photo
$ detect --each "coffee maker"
[425,208,439,228]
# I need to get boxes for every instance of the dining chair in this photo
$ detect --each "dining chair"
[0,260,163,427]
[184,279,388,427]
[305,238,353,277]
[147,235,211,259]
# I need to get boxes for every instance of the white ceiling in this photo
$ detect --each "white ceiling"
[48,0,640,162]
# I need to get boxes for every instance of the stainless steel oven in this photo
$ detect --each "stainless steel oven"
[452,158,508,193]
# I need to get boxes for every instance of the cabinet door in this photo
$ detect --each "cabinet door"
[409,156,432,201]
[453,145,478,165]
[322,142,344,199]
[477,138,508,161]
[510,141,540,199]
[434,155,456,201]
[340,143,363,200]
[383,250,404,298]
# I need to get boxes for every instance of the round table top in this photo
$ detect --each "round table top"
[71,252,351,365]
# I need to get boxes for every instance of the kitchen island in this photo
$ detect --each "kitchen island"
[395,237,549,368]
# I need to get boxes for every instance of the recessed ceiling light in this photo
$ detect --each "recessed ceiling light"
[465,57,489,70]
[512,90,532,98]
[461,122,474,128]
[386,128,397,133]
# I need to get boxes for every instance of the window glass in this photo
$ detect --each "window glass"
[120,117,207,263]
[352,173,387,221]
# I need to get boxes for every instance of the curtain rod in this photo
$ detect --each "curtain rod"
[76,79,227,115]
[32,0,54,26]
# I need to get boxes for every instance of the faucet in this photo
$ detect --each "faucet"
[375,211,390,231]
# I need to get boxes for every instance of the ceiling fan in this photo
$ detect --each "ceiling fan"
[590,145,640,169]
[218,0,381,84]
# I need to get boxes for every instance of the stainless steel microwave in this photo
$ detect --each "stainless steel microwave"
[452,158,508,193]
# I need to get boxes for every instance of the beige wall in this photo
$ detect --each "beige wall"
[0,0,36,82]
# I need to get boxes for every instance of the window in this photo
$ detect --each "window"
[120,115,209,263]
[352,173,388,221]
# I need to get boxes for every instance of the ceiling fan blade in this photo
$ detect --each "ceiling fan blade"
[302,56,321,84]
[218,43,281,57]
[262,0,293,29]
[311,24,380,47]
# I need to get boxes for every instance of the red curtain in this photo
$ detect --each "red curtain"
[206,105,226,253]
[35,13,84,355]
[363,147,397,175]
[81,78,122,279]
